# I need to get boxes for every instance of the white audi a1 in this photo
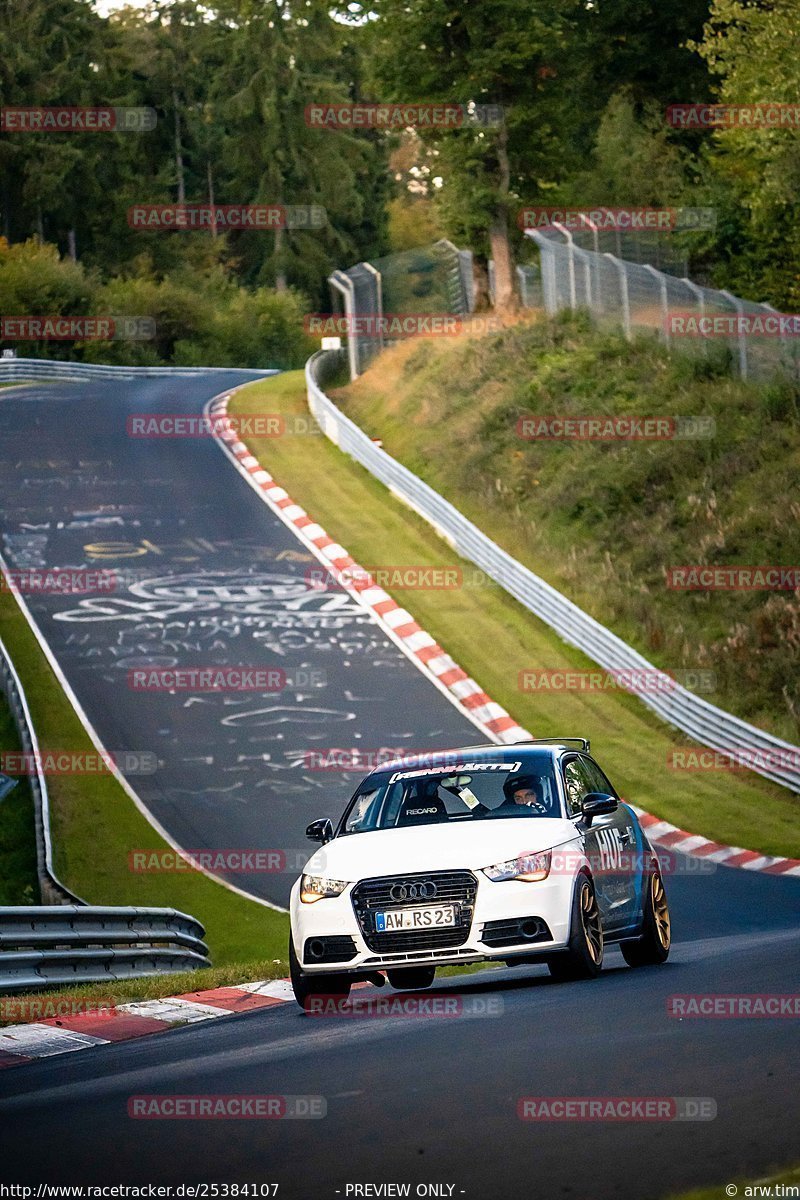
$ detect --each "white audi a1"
[289,740,671,1008]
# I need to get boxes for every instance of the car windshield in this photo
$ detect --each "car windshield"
[339,757,561,835]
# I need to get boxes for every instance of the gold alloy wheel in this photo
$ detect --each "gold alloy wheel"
[580,881,604,964]
[652,872,671,950]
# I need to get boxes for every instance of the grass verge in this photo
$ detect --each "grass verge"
[0,588,288,967]
[230,370,799,859]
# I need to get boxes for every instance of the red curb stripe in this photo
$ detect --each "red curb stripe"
[372,599,400,616]
[415,643,447,665]
[174,988,285,1013]
[438,668,469,688]
[685,839,729,857]
[394,621,422,639]
[40,1013,170,1041]
[651,829,698,849]
[0,1051,33,1069]
[721,849,762,868]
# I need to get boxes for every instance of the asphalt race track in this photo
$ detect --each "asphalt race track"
[1,371,798,1199]
[1,855,799,1197]
[0,372,481,906]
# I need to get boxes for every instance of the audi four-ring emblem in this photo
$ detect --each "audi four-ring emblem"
[389,881,437,902]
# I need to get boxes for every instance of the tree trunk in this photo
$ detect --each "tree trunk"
[173,88,185,203]
[67,229,77,261]
[489,126,517,313]
[471,259,491,311]
[207,161,217,238]
[274,225,287,292]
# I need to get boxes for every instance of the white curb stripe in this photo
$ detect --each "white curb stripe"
[0,1025,108,1056]
[119,998,230,1023]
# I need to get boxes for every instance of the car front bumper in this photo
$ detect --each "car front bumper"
[290,870,577,974]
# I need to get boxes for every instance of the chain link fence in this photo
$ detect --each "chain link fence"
[329,240,474,379]
[527,224,797,384]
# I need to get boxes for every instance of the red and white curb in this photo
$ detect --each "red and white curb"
[630,805,800,876]
[206,389,529,745]
[0,980,297,1069]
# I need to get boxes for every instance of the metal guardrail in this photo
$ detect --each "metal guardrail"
[0,906,210,993]
[0,635,81,904]
[0,358,277,382]
[306,350,800,794]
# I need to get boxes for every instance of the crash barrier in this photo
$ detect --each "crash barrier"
[0,906,210,993]
[0,358,277,382]
[306,350,800,794]
[0,636,81,904]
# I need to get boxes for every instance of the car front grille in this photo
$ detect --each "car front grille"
[351,871,477,954]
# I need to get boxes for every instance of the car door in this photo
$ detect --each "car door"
[561,755,615,925]
[581,756,640,933]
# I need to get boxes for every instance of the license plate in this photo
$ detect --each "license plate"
[375,905,456,932]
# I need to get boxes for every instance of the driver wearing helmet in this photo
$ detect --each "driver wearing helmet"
[499,774,550,815]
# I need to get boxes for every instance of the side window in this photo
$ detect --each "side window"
[581,757,617,798]
[563,757,593,817]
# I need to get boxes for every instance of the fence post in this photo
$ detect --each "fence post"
[553,223,577,310]
[604,253,631,340]
[361,261,384,351]
[329,270,359,381]
[720,288,748,379]
[643,264,670,345]
[681,277,707,361]
[762,302,793,380]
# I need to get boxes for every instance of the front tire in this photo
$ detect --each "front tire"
[387,966,436,990]
[289,935,352,1011]
[621,870,671,967]
[548,875,604,981]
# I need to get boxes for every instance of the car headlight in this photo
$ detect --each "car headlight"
[482,850,551,883]
[300,874,351,904]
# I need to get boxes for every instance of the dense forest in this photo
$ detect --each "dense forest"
[1,0,798,365]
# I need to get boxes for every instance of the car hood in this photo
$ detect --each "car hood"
[302,818,578,880]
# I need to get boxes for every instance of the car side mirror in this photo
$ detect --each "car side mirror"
[582,793,618,826]
[306,817,334,845]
